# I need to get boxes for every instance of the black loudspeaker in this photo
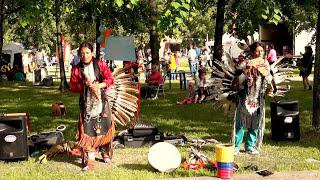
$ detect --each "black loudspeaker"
[271,100,300,141]
[0,115,28,161]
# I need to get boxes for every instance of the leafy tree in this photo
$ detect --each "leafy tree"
[145,0,211,65]
[2,0,72,90]
[226,0,283,40]
[0,0,31,54]
[17,0,72,90]
[278,0,317,34]
[5,11,56,55]
[181,5,216,43]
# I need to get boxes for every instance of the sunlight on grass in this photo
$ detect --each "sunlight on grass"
[0,78,319,179]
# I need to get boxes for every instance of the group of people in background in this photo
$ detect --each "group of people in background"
[137,39,315,105]
[188,44,211,77]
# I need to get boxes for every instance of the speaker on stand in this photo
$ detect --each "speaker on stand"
[0,114,29,161]
[271,100,300,141]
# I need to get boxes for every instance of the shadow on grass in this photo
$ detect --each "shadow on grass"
[139,85,235,142]
[120,163,155,172]
[120,163,216,178]
[41,153,83,169]
[171,168,216,178]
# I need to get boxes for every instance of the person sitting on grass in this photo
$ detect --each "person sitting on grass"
[140,64,162,99]
[176,81,197,105]
[194,69,208,103]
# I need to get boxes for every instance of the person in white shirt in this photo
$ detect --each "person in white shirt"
[188,44,197,77]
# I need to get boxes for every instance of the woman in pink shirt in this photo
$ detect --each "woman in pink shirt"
[267,44,277,64]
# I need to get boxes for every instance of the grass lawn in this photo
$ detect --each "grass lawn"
[0,73,319,179]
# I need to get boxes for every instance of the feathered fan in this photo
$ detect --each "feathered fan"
[107,65,140,126]
[210,50,293,112]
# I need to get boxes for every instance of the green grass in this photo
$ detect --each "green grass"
[0,75,319,179]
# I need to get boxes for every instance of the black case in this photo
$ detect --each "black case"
[123,132,164,148]
[128,124,159,137]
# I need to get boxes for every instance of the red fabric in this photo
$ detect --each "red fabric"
[101,28,112,48]
[147,70,162,85]
[26,112,31,133]
[123,61,138,73]
[70,60,114,93]
[137,78,141,118]
[66,149,82,156]
[177,98,194,105]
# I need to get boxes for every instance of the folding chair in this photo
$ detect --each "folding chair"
[154,75,166,99]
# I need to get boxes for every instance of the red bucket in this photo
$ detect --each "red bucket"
[217,169,234,179]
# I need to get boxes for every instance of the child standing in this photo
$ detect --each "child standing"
[168,52,176,80]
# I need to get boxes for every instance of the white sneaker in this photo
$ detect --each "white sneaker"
[234,149,240,155]
[151,96,158,100]
[247,149,259,155]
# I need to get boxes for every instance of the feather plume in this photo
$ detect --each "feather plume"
[112,64,135,77]
[106,64,139,126]
[112,114,125,126]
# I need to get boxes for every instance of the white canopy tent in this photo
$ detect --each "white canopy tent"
[2,42,25,66]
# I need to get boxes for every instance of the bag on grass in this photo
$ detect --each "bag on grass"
[30,131,64,149]
[30,125,66,150]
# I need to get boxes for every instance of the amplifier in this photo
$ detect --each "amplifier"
[271,101,300,141]
[0,114,29,161]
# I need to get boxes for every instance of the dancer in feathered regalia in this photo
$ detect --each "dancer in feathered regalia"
[69,42,139,171]
[70,42,114,171]
[211,41,292,155]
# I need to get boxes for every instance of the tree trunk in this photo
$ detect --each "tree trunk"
[0,0,5,55]
[94,0,101,59]
[150,29,159,66]
[212,0,226,61]
[95,19,101,59]
[149,0,159,67]
[55,4,68,91]
[313,3,320,129]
